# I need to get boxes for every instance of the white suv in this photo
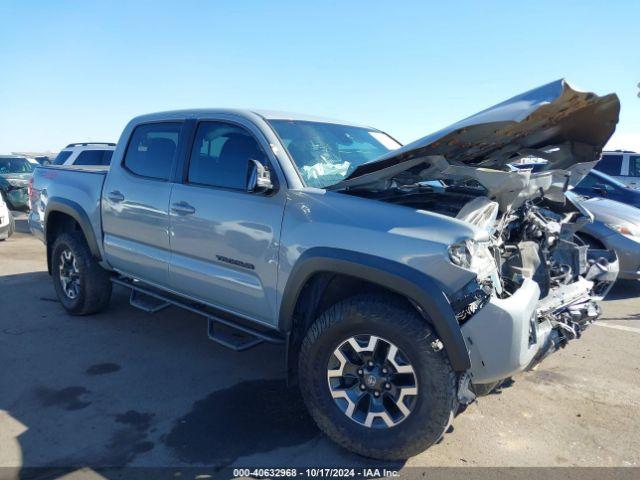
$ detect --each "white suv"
[594,150,640,188]
[51,143,116,167]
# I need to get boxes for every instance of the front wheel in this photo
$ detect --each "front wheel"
[51,232,112,315]
[298,294,457,460]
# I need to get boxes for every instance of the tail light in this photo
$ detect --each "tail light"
[28,176,34,198]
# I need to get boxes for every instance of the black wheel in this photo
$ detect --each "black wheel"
[51,232,112,315]
[298,294,457,460]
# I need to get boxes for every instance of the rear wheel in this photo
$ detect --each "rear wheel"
[298,294,457,460]
[51,232,112,315]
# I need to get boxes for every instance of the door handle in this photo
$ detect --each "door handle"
[171,201,196,215]
[107,190,125,203]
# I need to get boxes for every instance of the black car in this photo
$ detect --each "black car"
[573,169,640,208]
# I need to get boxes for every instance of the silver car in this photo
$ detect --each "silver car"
[577,197,640,280]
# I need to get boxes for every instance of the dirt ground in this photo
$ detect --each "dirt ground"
[1,214,639,478]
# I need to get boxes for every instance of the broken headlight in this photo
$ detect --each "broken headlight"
[448,239,496,277]
[448,240,474,269]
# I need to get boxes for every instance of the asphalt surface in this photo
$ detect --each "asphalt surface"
[1,213,639,477]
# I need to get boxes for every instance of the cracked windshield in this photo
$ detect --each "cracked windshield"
[268,120,401,188]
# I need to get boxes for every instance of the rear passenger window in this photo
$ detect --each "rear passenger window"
[188,122,267,190]
[74,150,113,166]
[123,123,182,180]
[595,154,622,176]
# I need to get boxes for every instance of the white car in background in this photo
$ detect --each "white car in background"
[51,142,116,167]
[0,193,15,241]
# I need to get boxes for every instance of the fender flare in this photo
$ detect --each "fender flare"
[279,247,470,371]
[44,197,102,260]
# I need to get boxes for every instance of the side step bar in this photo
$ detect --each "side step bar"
[112,277,285,352]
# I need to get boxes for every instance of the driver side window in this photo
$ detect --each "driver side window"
[188,122,267,190]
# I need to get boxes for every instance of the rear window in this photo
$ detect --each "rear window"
[74,150,114,166]
[594,154,622,176]
[123,123,182,180]
[52,151,73,165]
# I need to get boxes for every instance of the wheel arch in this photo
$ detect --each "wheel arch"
[44,198,101,273]
[280,247,470,373]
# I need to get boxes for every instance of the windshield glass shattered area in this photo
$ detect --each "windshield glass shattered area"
[268,120,400,188]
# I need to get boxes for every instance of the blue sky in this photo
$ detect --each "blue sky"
[1,0,638,153]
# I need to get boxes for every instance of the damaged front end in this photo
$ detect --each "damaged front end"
[334,80,621,387]
[455,194,619,386]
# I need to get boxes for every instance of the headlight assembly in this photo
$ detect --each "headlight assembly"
[448,239,497,277]
[606,223,640,242]
[448,240,473,269]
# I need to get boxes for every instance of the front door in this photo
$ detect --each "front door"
[168,120,286,325]
[102,121,183,287]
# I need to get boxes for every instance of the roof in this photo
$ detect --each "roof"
[127,108,373,129]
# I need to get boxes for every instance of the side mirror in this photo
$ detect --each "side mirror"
[592,184,608,196]
[247,159,274,193]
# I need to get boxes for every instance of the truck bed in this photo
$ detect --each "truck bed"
[29,165,108,256]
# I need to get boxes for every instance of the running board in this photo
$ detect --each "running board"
[130,289,170,313]
[111,277,284,352]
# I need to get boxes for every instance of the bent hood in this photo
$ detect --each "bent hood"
[333,79,620,208]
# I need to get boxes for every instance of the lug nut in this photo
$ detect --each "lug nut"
[385,383,391,390]
[374,391,380,397]
[357,369,363,375]
[360,384,366,390]
[381,367,388,374]
[367,361,374,368]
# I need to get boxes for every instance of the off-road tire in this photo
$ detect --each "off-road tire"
[298,294,458,460]
[51,232,112,315]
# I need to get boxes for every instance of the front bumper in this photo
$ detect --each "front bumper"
[0,220,9,239]
[601,233,640,280]
[461,270,616,385]
[461,279,542,384]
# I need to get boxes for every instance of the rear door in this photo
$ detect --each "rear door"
[102,121,184,288]
[168,118,286,325]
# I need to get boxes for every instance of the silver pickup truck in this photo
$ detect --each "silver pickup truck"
[29,79,620,460]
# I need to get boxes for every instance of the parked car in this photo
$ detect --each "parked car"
[593,150,640,188]
[32,155,52,166]
[573,169,640,208]
[0,155,34,211]
[29,79,620,460]
[571,195,640,281]
[51,142,115,166]
[0,193,15,241]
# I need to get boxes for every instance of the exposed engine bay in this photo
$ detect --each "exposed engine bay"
[330,80,621,387]
[344,164,619,369]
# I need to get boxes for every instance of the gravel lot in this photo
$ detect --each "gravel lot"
[1,213,639,476]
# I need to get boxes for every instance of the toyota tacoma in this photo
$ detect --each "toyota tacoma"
[29,79,620,459]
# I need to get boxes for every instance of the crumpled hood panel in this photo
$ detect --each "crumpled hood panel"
[336,79,619,191]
